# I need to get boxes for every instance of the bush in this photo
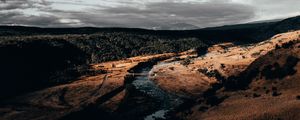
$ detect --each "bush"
[220,64,226,69]
[181,57,192,66]
[196,46,209,56]
[296,96,300,100]
[253,93,261,98]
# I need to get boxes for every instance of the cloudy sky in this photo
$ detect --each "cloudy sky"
[0,0,299,29]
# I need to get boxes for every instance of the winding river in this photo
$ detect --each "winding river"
[120,61,185,120]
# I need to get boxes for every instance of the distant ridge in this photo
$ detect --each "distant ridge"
[0,15,299,44]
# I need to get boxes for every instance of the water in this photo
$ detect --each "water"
[130,63,183,120]
[144,110,169,120]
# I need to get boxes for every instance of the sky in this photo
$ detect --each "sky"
[0,0,299,29]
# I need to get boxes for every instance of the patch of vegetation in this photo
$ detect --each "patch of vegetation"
[198,106,209,112]
[282,40,300,48]
[196,46,209,56]
[181,56,192,66]
[169,67,175,71]
[272,91,282,97]
[220,64,226,69]
[261,56,299,80]
[251,52,261,57]
[0,33,209,63]
[296,96,300,100]
[253,93,261,98]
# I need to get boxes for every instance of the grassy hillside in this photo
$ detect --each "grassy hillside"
[194,39,300,120]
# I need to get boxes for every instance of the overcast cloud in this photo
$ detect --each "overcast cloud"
[0,0,299,29]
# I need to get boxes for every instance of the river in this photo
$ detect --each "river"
[119,61,184,120]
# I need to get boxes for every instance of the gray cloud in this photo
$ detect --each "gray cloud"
[84,1,255,28]
[0,0,58,27]
[0,0,51,10]
[0,11,60,27]
[52,1,255,29]
[0,0,298,29]
[0,1,29,10]
[249,0,300,20]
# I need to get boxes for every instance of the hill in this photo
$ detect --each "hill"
[0,15,300,120]
[169,31,300,120]
[190,38,300,120]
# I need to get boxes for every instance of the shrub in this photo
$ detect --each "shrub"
[296,96,300,100]
[196,46,209,56]
[253,93,261,98]
[220,63,226,68]
[272,91,282,97]
[251,52,261,57]
[169,67,175,71]
[275,44,281,49]
[181,57,192,66]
